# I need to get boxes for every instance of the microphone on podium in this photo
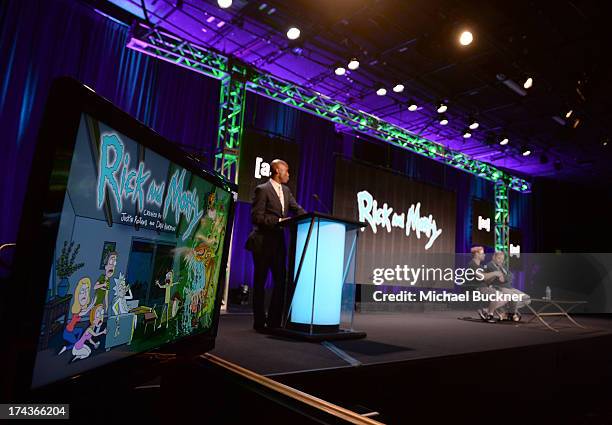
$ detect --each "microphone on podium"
[312,193,331,214]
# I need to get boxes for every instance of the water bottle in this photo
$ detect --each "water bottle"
[545,286,551,300]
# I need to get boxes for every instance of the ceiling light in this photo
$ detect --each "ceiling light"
[437,102,447,113]
[439,115,449,126]
[602,137,609,147]
[286,27,301,40]
[521,145,531,156]
[497,74,527,97]
[468,118,479,130]
[392,84,404,93]
[552,116,566,126]
[499,136,509,146]
[334,66,346,76]
[376,87,387,96]
[565,109,573,119]
[459,30,473,46]
[217,0,232,8]
[347,58,360,70]
[523,77,533,89]
[463,129,472,138]
[407,100,418,111]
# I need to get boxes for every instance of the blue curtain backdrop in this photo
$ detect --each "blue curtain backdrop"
[0,0,532,288]
[0,0,219,269]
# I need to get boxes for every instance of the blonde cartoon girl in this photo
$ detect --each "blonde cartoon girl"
[71,304,107,362]
[58,278,95,355]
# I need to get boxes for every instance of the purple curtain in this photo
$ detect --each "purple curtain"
[0,0,219,276]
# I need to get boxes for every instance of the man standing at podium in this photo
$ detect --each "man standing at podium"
[246,159,306,331]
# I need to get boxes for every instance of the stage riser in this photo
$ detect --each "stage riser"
[273,334,612,423]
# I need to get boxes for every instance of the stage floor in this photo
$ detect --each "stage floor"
[211,310,612,376]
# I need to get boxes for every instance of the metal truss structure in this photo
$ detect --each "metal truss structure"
[127,23,529,249]
[494,181,510,253]
[215,63,248,182]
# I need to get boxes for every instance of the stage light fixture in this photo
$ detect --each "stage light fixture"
[603,137,609,147]
[468,118,479,130]
[459,30,473,46]
[407,100,418,111]
[286,27,301,40]
[552,116,566,126]
[439,115,449,126]
[523,77,533,89]
[499,136,509,146]
[497,74,527,97]
[217,0,232,8]
[376,87,387,96]
[437,102,447,113]
[565,109,573,119]
[393,84,404,93]
[334,66,346,76]
[521,145,531,156]
[463,129,472,138]
[348,58,360,70]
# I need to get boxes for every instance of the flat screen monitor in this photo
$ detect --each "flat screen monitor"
[3,78,236,391]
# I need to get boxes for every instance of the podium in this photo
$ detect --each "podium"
[276,212,366,341]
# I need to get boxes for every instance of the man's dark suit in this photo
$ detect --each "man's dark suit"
[245,180,305,329]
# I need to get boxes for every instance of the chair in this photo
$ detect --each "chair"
[143,304,158,334]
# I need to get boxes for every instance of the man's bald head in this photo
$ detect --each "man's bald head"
[270,159,290,184]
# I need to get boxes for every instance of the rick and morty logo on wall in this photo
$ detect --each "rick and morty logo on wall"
[357,190,443,250]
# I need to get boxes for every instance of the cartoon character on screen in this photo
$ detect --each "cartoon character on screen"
[179,192,226,333]
[58,277,96,356]
[94,251,118,321]
[197,195,227,317]
[155,270,177,329]
[71,304,107,362]
[111,273,133,316]
[111,272,137,337]
[181,244,207,334]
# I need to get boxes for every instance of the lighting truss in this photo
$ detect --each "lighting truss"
[127,23,530,192]
[215,63,248,182]
[128,25,529,190]
[127,23,528,251]
[494,181,509,253]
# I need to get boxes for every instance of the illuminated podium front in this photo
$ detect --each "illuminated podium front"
[278,212,366,341]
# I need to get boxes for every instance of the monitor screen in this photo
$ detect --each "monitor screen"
[6,79,236,390]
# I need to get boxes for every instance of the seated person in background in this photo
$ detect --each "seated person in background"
[467,246,507,323]
[486,251,531,321]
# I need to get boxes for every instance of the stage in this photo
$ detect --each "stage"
[212,310,612,424]
[212,310,612,376]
